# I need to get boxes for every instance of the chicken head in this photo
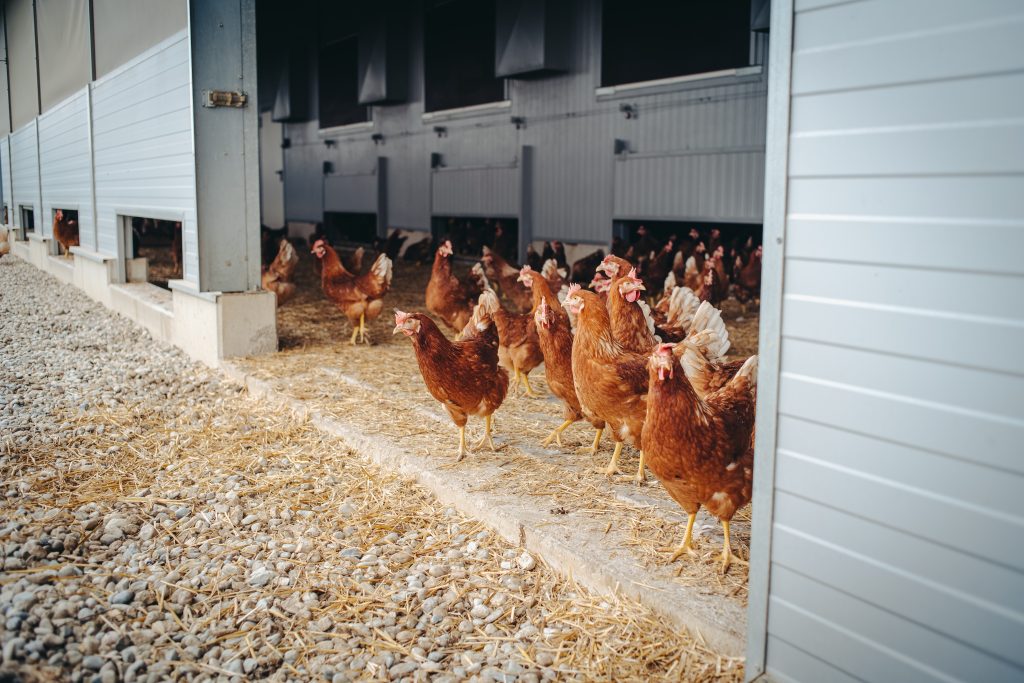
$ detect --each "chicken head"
[618,268,646,303]
[393,309,421,336]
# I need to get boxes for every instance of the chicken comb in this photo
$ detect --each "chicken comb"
[394,309,409,324]
[519,264,534,276]
[627,267,641,282]
[567,283,582,297]
[312,238,325,249]
[654,342,675,356]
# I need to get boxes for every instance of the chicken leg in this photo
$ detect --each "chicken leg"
[603,441,623,477]
[520,371,539,398]
[669,512,699,564]
[509,368,521,396]
[634,450,647,484]
[720,520,748,574]
[577,428,603,454]
[358,312,368,344]
[456,426,468,462]
[541,419,574,447]
[349,324,360,345]
[473,415,496,452]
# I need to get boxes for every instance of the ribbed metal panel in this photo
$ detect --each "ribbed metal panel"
[765,1,1024,681]
[10,121,41,233]
[281,0,767,244]
[283,120,327,223]
[0,138,12,218]
[38,88,95,251]
[324,171,377,214]
[432,164,519,217]
[90,32,197,282]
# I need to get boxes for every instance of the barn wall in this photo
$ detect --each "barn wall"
[10,121,40,232]
[281,0,768,245]
[0,138,11,218]
[38,89,95,250]
[90,31,197,283]
[761,1,1024,681]
[0,7,12,138]
[6,0,39,131]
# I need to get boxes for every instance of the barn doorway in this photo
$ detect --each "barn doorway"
[322,211,377,247]
[51,208,80,256]
[20,206,34,236]
[121,215,183,289]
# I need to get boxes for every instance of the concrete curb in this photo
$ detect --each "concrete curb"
[220,360,747,658]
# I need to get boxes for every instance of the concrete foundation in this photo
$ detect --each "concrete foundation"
[25,233,52,269]
[170,280,277,368]
[5,228,277,366]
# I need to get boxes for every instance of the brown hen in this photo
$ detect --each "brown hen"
[312,239,392,344]
[642,343,758,573]
[394,310,509,460]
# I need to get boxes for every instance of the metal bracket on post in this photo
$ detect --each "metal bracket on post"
[201,90,248,108]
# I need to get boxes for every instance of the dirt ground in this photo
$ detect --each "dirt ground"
[236,245,762,616]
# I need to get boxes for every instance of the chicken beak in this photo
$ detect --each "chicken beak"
[392,323,403,335]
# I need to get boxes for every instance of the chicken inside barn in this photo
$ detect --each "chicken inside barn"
[3,0,1021,681]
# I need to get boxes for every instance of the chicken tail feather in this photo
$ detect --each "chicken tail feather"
[687,301,731,359]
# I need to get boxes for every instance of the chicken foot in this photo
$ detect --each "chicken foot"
[541,419,574,447]
[720,519,748,574]
[577,428,603,454]
[473,415,496,452]
[669,512,700,568]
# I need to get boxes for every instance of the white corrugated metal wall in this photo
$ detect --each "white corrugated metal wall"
[755,0,1024,681]
[38,89,95,251]
[91,31,198,283]
[1,0,199,286]
[9,121,41,233]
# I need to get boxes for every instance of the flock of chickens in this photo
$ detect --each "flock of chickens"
[281,226,763,573]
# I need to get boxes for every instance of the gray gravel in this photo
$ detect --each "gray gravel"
[0,257,739,683]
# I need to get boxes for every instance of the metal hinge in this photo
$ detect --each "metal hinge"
[201,90,248,108]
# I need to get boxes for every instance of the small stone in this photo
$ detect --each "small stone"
[243,657,258,674]
[248,569,274,587]
[12,591,36,611]
[83,654,105,671]
[389,661,418,677]
[110,590,135,605]
[100,661,119,683]
[535,652,554,667]
[517,552,536,571]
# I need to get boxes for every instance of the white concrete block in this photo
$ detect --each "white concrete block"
[125,257,148,283]
[171,284,276,367]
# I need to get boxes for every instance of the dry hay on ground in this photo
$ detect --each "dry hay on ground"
[1,397,744,681]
